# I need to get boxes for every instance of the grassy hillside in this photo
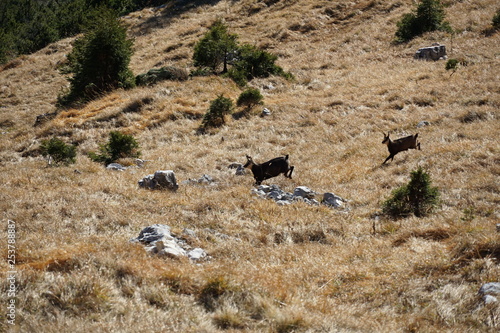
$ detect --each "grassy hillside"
[1,0,499,332]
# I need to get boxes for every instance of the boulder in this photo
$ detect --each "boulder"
[131,224,208,261]
[106,163,126,171]
[251,185,344,209]
[188,248,207,260]
[181,174,215,185]
[417,121,430,128]
[478,282,500,304]
[322,192,345,208]
[293,186,317,199]
[138,170,178,191]
[479,282,500,296]
[414,43,447,61]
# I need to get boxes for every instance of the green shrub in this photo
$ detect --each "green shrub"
[89,131,140,164]
[200,95,234,131]
[228,44,293,85]
[395,0,451,43]
[493,8,500,30]
[383,167,440,218]
[445,58,459,71]
[193,19,238,73]
[237,88,263,109]
[136,66,188,86]
[193,20,293,86]
[40,137,77,165]
[60,9,135,105]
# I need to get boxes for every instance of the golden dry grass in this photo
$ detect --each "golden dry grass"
[1,0,499,332]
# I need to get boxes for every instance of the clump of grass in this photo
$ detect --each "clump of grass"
[459,110,488,123]
[392,228,454,246]
[213,306,246,329]
[451,238,500,266]
[198,276,234,311]
[42,279,111,316]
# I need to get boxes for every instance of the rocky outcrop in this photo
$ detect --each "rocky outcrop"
[130,224,208,261]
[252,185,346,209]
[138,170,179,191]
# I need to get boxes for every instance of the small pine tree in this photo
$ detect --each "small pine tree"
[228,44,293,85]
[89,131,140,164]
[395,0,451,43]
[445,58,459,71]
[40,137,77,165]
[237,88,263,109]
[60,9,135,105]
[200,95,234,131]
[193,19,238,73]
[383,167,440,218]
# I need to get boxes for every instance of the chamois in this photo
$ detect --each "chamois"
[244,154,294,185]
[382,132,421,164]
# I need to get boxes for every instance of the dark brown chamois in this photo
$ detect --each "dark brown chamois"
[382,132,421,164]
[244,154,294,185]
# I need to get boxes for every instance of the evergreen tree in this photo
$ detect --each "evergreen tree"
[395,0,451,43]
[383,167,440,218]
[193,19,239,73]
[61,9,135,105]
[200,95,234,130]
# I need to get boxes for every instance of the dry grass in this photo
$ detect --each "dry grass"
[1,0,499,332]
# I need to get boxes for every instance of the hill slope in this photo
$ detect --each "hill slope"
[1,0,499,332]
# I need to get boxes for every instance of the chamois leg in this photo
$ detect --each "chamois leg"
[286,166,294,179]
[383,154,394,164]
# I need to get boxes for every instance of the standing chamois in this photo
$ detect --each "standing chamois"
[244,154,294,185]
[382,132,421,164]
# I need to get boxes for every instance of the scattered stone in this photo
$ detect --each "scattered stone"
[294,186,317,199]
[187,248,207,260]
[478,282,500,304]
[34,112,57,126]
[138,170,179,191]
[181,174,216,185]
[183,228,197,238]
[131,224,208,261]
[414,43,447,61]
[496,224,500,233]
[107,163,127,171]
[228,163,246,176]
[417,121,430,128]
[135,158,149,167]
[198,174,213,184]
[228,162,243,169]
[322,192,345,208]
[132,224,171,243]
[479,282,500,296]
[261,108,271,117]
[252,185,344,209]
[236,165,245,175]
[483,295,498,304]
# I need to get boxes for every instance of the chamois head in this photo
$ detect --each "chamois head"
[243,155,254,169]
[382,132,391,145]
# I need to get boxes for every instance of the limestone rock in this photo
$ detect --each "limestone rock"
[138,170,178,191]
